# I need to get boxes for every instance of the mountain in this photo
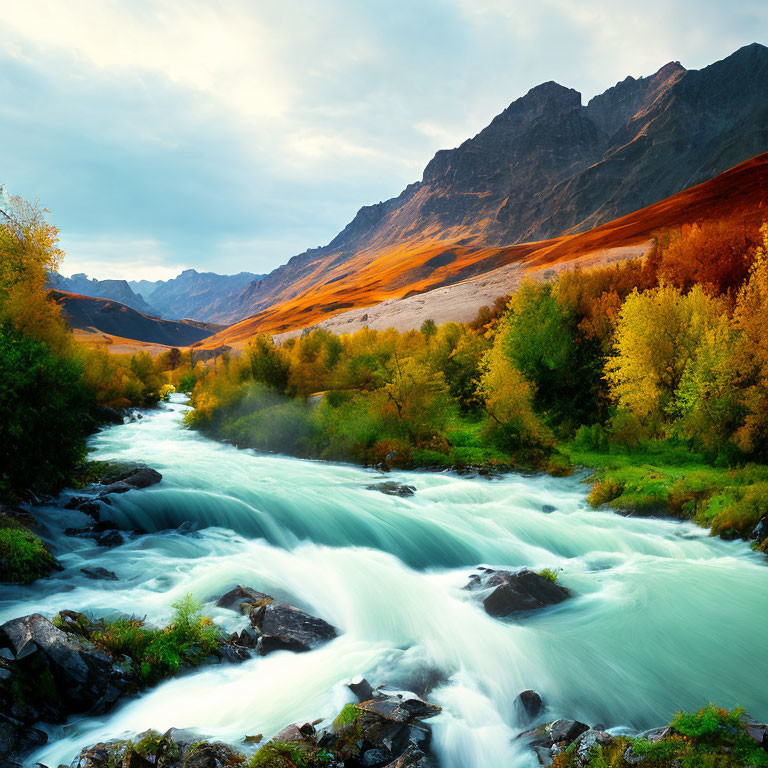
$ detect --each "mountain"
[48,273,157,315]
[220,43,768,327]
[128,269,263,322]
[50,290,223,347]
[199,150,768,348]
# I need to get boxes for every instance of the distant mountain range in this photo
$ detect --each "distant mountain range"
[48,273,157,315]
[49,269,263,324]
[127,269,263,322]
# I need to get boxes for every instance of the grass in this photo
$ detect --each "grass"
[552,704,768,768]
[564,440,768,540]
[0,515,57,583]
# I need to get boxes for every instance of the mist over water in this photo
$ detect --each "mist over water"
[3,396,767,768]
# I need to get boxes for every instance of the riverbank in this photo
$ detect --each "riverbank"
[2,397,767,768]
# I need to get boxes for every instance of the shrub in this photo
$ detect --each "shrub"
[538,568,558,583]
[588,479,624,507]
[0,516,56,583]
[92,595,221,683]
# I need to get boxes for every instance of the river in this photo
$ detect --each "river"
[2,394,767,767]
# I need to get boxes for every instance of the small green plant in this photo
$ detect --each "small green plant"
[332,703,361,730]
[0,517,56,583]
[91,595,221,683]
[249,742,333,768]
[538,568,558,583]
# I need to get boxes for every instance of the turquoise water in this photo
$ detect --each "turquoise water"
[2,395,767,767]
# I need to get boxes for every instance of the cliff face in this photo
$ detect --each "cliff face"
[225,43,768,323]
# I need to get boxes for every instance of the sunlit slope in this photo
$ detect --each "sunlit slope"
[201,151,768,347]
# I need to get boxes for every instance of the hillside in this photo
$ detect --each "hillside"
[48,272,157,315]
[50,290,224,347]
[217,43,768,325]
[199,150,768,347]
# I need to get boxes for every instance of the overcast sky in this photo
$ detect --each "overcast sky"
[1,0,765,280]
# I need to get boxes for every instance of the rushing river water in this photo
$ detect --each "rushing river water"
[2,395,768,768]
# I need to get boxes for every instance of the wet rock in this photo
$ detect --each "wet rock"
[741,715,768,747]
[533,746,554,767]
[349,677,376,702]
[253,602,337,655]
[122,468,162,490]
[0,613,127,723]
[182,742,244,768]
[541,504,556,514]
[215,585,273,613]
[516,689,543,720]
[573,729,614,765]
[466,568,571,617]
[750,516,768,545]
[217,584,337,655]
[549,719,590,746]
[367,481,416,497]
[81,567,119,581]
[0,712,48,764]
[361,748,389,766]
[66,522,125,549]
[93,405,124,425]
[518,724,552,749]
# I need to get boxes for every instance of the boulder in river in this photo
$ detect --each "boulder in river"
[367,481,417,497]
[516,689,544,720]
[465,567,571,618]
[80,566,119,581]
[216,584,337,655]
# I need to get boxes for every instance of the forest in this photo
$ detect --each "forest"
[3,192,768,585]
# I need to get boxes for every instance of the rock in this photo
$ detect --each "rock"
[366,481,416,497]
[122,468,162,490]
[81,567,119,581]
[217,584,337,655]
[361,748,389,766]
[254,602,337,655]
[533,746,554,766]
[122,752,152,768]
[215,585,273,613]
[518,724,552,749]
[750,516,768,545]
[541,505,556,514]
[349,677,376,702]
[0,712,47,763]
[182,742,244,768]
[549,719,590,746]
[465,568,571,617]
[0,613,127,722]
[516,689,543,720]
[573,730,614,766]
[741,715,768,747]
[93,405,124,425]
[66,523,125,549]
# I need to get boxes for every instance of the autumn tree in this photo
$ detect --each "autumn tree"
[606,284,726,423]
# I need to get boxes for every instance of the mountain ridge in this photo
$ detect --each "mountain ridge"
[220,43,768,326]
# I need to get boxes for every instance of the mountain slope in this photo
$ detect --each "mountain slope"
[200,150,768,347]
[50,290,223,347]
[48,273,157,315]
[129,269,263,322]
[222,43,768,324]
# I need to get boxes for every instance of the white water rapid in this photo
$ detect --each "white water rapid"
[2,395,767,767]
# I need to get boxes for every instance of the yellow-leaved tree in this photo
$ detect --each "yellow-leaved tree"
[605,284,726,423]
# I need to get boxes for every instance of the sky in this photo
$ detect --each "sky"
[0,1,766,281]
